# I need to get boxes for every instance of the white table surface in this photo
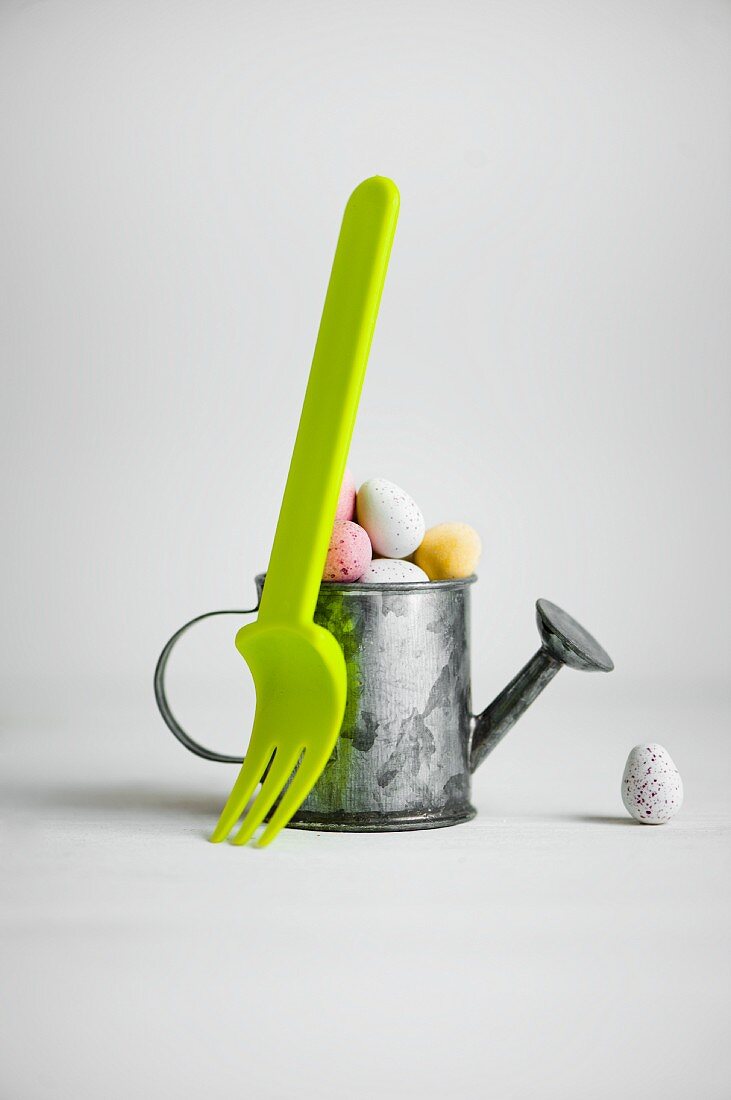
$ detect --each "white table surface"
[2,681,729,1099]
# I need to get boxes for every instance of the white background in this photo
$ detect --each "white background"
[1,0,729,694]
[1,2,730,1098]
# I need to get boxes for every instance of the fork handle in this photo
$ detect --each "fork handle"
[258,177,400,626]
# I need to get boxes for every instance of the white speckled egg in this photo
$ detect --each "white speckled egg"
[621,743,683,824]
[359,559,429,584]
[356,478,425,558]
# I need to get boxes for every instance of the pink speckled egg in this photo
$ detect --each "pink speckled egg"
[334,468,357,522]
[323,520,372,582]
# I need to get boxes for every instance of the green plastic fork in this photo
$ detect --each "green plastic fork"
[210,176,399,847]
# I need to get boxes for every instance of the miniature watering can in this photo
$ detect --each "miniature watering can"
[155,574,613,831]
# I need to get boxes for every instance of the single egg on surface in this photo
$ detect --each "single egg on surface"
[356,478,425,558]
[335,467,357,522]
[413,522,481,580]
[621,743,683,824]
[359,559,429,583]
[323,520,372,583]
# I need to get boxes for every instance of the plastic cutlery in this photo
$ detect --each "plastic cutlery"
[210,176,399,847]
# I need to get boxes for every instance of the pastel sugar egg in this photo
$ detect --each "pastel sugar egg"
[360,559,429,584]
[335,467,356,522]
[621,743,683,824]
[323,520,372,583]
[356,478,425,558]
[414,523,481,580]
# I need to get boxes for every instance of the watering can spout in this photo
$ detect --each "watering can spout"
[469,599,614,773]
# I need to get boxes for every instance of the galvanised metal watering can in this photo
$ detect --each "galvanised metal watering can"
[155,574,613,831]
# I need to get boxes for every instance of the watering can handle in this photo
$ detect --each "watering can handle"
[154,607,259,764]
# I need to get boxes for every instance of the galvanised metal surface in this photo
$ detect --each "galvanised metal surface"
[155,577,614,833]
[276,574,477,831]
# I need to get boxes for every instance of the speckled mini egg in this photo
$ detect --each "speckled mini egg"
[621,743,683,824]
[356,478,425,558]
[335,468,356,522]
[413,522,481,580]
[323,520,372,583]
[359,558,429,584]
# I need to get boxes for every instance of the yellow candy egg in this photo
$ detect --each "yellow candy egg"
[414,523,481,580]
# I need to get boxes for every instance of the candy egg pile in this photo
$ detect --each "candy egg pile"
[323,470,481,584]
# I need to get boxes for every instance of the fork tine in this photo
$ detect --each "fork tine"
[209,739,275,843]
[254,752,318,848]
[229,746,304,846]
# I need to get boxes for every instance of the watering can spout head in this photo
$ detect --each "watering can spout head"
[469,599,613,773]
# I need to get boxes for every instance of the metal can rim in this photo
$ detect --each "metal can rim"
[254,572,477,595]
